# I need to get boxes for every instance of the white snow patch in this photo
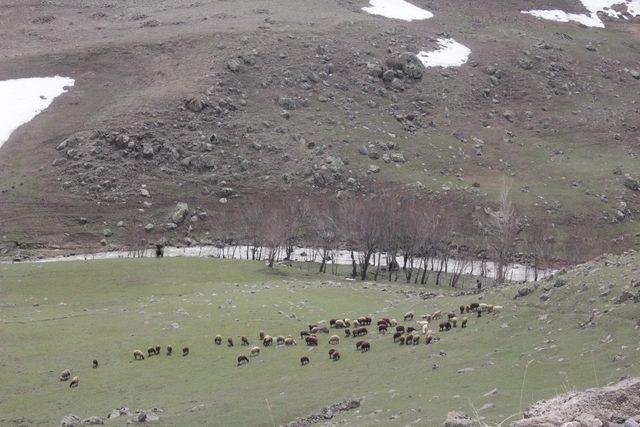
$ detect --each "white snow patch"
[417,38,471,68]
[362,0,433,21]
[0,76,75,148]
[522,0,640,28]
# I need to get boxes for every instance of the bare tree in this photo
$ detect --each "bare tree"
[483,180,520,282]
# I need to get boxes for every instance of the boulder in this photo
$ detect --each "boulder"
[444,411,475,427]
[515,286,534,299]
[83,416,104,425]
[171,203,189,224]
[185,97,205,113]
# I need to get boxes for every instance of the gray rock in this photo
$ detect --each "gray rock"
[358,146,369,156]
[277,97,298,110]
[103,229,113,237]
[390,152,406,163]
[368,164,380,174]
[83,416,104,425]
[171,202,189,224]
[140,188,150,198]
[142,144,154,159]
[144,223,155,232]
[185,97,205,113]
[227,59,241,72]
[515,286,534,299]
[444,411,474,427]
[60,415,82,427]
[457,368,474,374]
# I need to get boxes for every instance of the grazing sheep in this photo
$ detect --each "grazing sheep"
[241,336,250,346]
[259,331,266,340]
[412,335,420,345]
[344,328,351,337]
[310,327,320,334]
[360,341,371,352]
[147,347,156,358]
[407,326,416,334]
[353,320,360,327]
[155,345,161,355]
[377,320,387,327]
[250,346,261,356]
[276,336,285,346]
[421,314,432,321]
[334,320,346,329]
[285,337,297,346]
[69,376,79,388]
[492,305,503,314]
[378,324,388,334]
[432,311,442,320]
[92,360,98,369]
[447,312,456,320]
[309,324,318,331]
[60,369,71,381]
[439,321,451,331]
[359,316,372,325]
[393,332,402,342]
[305,336,318,346]
[381,317,392,326]
[451,317,458,328]
[396,325,405,334]
[461,317,468,328]
[263,336,273,346]
[421,324,430,335]
[469,303,480,311]
[487,304,495,313]
[316,326,329,334]
[405,335,413,345]
[416,320,429,326]
[237,355,249,366]
[425,335,433,345]
[390,319,398,327]
[331,351,341,361]
[329,319,337,327]
[476,308,482,318]
[344,319,351,327]
[227,337,234,347]
[355,340,364,350]
[182,347,189,356]
[479,303,488,312]
[328,335,340,345]
[300,330,310,339]
[300,356,310,366]
[353,327,368,337]
[166,346,173,356]
[214,335,222,345]
[133,350,145,360]
[399,337,406,345]
[404,312,414,321]
[459,304,467,314]
[328,348,336,358]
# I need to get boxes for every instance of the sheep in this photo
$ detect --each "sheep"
[353,327,368,337]
[237,355,249,366]
[166,346,173,356]
[360,341,371,352]
[459,304,467,314]
[492,305,503,314]
[381,317,392,326]
[310,327,320,334]
[276,336,285,346]
[421,324,430,335]
[147,347,156,358]
[300,330,310,339]
[352,320,360,327]
[305,336,318,346]
[398,336,406,345]
[329,319,337,327]
[469,303,480,311]
[285,337,297,346]
[328,348,337,358]
[479,303,488,312]
[393,332,402,342]
[405,335,413,346]
[439,321,451,331]
[344,319,352,327]
[300,356,310,366]
[421,314,432,321]
[404,312,414,321]
[259,331,266,340]
[250,346,261,356]
[328,335,340,345]
[407,326,416,334]
[60,369,71,381]
[308,324,318,331]
[395,325,405,333]
[263,336,273,347]
[412,335,420,345]
[316,326,329,334]
[155,345,161,355]
[432,311,442,320]
[331,351,341,361]
[344,328,351,337]
[416,320,429,327]
[241,336,250,346]
[447,312,456,320]
[359,316,372,325]
[376,320,387,327]
[92,360,98,369]
[461,317,468,328]
[334,320,346,328]
[182,347,189,356]
[214,335,222,345]
[390,319,398,327]
[451,317,458,328]
[69,376,79,388]
[476,308,482,318]
[487,304,495,313]
[425,335,433,345]
[227,337,234,347]
[355,340,364,350]
[133,350,145,360]
[378,324,388,334]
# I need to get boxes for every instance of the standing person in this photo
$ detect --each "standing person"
[476,279,482,291]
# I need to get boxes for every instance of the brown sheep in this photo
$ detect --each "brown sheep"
[166,346,173,356]
[329,319,337,327]
[469,302,480,311]
[155,345,161,355]
[263,336,273,346]
[237,355,249,366]
[396,325,405,333]
[378,324,388,334]
[425,335,433,345]
[310,327,320,334]
[432,311,442,320]
[459,304,467,314]
[412,335,420,345]
[344,328,351,337]
[309,324,318,331]
[461,317,468,328]
[439,321,451,331]
[328,335,340,345]
[305,336,318,346]
[285,337,297,346]
[360,341,371,352]
[331,351,341,361]
[59,369,71,381]
[328,348,337,358]
[393,332,402,342]
[250,346,261,356]
[227,337,234,347]
[241,336,249,346]
[182,347,189,356]
[259,331,266,340]
[355,340,364,350]
[353,327,368,337]
[334,320,346,329]
[214,335,222,345]
[476,308,482,318]
[133,350,145,360]
[300,330,310,339]
[147,347,156,358]
[300,356,310,366]
[399,336,406,345]
[407,326,416,334]
[381,317,392,326]
[421,314,432,321]
[447,312,456,320]
[69,376,79,388]
[276,336,286,346]
[92,360,98,369]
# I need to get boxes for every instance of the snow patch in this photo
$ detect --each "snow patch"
[417,38,471,68]
[522,0,640,28]
[362,0,433,21]
[0,76,75,148]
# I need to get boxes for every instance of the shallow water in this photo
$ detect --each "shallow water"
[0,76,74,148]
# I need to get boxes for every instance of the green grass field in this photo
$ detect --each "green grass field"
[1,256,638,426]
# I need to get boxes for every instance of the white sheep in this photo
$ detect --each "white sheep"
[328,335,340,345]
[250,346,260,356]
[421,324,430,335]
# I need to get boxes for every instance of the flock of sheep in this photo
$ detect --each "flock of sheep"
[58,301,503,387]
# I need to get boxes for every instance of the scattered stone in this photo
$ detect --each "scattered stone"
[171,203,189,224]
[287,399,361,427]
[59,415,82,427]
[444,411,475,427]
